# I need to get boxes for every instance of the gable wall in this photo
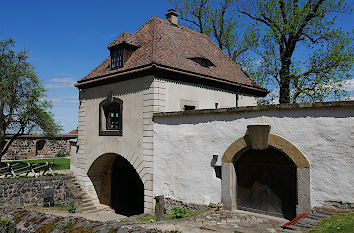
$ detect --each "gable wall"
[161,79,257,111]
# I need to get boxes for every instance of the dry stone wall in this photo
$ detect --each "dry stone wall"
[3,136,76,160]
[0,176,76,206]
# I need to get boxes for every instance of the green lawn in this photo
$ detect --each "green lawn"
[3,158,70,170]
[308,212,354,233]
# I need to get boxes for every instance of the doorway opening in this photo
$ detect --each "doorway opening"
[235,148,297,220]
[111,155,144,216]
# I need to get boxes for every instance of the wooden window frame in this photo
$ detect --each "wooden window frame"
[111,47,124,69]
[99,96,123,136]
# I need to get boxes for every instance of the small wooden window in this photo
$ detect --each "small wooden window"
[111,47,124,69]
[106,104,121,130]
[99,96,123,136]
[189,57,215,68]
[200,59,208,67]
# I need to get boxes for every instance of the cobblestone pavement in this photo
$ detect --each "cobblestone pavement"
[139,209,291,233]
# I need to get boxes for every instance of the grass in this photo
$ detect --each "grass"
[137,209,204,222]
[3,158,70,170]
[308,212,354,233]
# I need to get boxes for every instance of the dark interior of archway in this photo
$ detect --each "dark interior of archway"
[111,156,144,216]
[235,148,297,220]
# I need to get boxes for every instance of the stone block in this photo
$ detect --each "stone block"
[247,125,271,150]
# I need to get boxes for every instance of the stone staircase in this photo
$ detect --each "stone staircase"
[66,176,98,213]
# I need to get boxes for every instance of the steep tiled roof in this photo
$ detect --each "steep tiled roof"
[68,128,78,135]
[75,16,267,96]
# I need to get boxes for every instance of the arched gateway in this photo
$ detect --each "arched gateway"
[221,125,311,220]
[87,153,144,216]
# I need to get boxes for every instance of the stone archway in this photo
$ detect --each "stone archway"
[221,125,311,219]
[87,153,144,216]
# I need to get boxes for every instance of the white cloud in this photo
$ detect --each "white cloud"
[344,79,354,92]
[45,78,76,89]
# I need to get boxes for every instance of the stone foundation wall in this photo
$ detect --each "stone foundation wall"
[3,135,76,160]
[0,176,76,206]
[164,197,207,215]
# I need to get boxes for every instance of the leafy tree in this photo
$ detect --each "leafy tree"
[171,0,353,104]
[0,38,61,161]
[238,0,353,103]
[169,0,259,69]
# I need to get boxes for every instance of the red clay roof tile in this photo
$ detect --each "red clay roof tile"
[75,16,267,96]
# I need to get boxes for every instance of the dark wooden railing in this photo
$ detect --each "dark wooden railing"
[0,162,54,178]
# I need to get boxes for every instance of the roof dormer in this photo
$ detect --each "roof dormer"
[189,57,215,68]
[109,43,139,70]
[108,32,140,70]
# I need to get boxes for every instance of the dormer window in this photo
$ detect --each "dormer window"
[109,42,139,70]
[201,59,208,67]
[111,47,124,69]
[189,57,215,68]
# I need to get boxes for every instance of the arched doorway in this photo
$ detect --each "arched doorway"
[221,126,311,219]
[111,155,144,216]
[87,153,144,216]
[235,148,297,219]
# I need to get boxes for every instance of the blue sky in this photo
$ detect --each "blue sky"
[0,0,353,133]
[0,0,172,133]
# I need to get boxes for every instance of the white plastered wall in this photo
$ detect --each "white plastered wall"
[163,79,257,111]
[153,106,354,207]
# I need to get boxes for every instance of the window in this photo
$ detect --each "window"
[189,57,215,68]
[180,99,199,111]
[184,105,196,110]
[200,59,208,67]
[99,96,123,136]
[111,47,124,69]
[106,103,121,130]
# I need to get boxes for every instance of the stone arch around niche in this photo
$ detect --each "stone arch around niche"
[221,125,311,217]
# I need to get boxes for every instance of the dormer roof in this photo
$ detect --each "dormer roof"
[107,32,141,49]
[75,16,267,97]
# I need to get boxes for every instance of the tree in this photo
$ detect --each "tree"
[169,0,259,69]
[238,0,353,103]
[0,38,61,161]
[171,0,353,104]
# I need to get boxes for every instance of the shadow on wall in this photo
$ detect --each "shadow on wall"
[153,103,353,126]
[80,77,152,101]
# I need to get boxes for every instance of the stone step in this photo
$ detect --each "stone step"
[293,223,311,228]
[307,214,326,220]
[82,202,95,208]
[81,198,92,204]
[81,206,97,213]
[316,209,334,216]
[297,219,318,226]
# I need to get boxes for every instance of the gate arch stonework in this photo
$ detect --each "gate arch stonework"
[221,125,311,217]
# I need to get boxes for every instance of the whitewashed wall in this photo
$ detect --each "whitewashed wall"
[153,103,354,207]
[163,79,257,111]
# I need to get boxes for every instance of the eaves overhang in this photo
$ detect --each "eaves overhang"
[74,63,268,97]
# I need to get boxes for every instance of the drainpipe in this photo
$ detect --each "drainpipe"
[236,86,241,107]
